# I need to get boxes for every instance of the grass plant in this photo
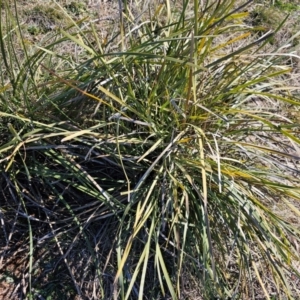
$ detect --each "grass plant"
[1,0,300,299]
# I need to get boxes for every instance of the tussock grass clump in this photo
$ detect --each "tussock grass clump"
[1,0,300,299]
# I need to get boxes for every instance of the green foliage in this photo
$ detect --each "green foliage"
[27,24,41,35]
[64,1,86,16]
[274,0,300,12]
[1,0,300,299]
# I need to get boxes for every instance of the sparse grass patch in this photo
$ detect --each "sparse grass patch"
[24,4,66,33]
[1,0,300,299]
[251,1,300,47]
[64,1,87,16]
[274,0,300,12]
